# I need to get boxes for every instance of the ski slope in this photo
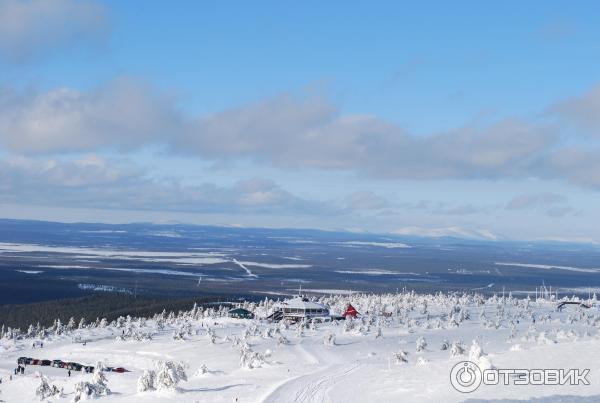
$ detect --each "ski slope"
[1,292,600,402]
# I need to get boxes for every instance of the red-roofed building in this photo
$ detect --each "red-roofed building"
[342,304,359,318]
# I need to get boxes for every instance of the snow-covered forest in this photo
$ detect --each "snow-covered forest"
[1,291,600,402]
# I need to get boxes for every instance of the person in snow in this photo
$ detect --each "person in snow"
[68,370,71,377]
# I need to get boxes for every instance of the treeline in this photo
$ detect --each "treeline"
[0,293,251,329]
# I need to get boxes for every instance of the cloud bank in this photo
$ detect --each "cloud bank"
[1,79,600,190]
[0,156,333,216]
[0,0,108,61]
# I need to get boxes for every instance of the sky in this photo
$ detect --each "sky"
[1,0,600,243]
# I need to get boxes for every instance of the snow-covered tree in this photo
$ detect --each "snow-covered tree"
[195,364,209,377]
[469,339,493,370]
[92,369,110,394]
[394,350,409,364]
[416,336,427,352]
[240,348,265,369]
[35,375,61,400]
[72,382,96,402]
[137,369,156,393]
[67,317,76,331]
[323,332,336,346]
[154,361,188,391]
[450,341,465,356]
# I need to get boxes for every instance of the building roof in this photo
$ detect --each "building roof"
[343,303,359,317]
[275,297,329,310]
[229,307,252,313]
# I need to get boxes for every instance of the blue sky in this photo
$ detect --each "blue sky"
[1,0,600,243]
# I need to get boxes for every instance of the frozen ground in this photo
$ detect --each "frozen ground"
[1,292,600,402]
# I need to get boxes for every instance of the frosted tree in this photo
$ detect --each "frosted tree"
[72,382,95,402]
[154,361,188,391]
[469,339,493,370]
[296,323,304,338]
[35,375,61,400]
[92,369,110,396]
[394,350,409,364]
[137,369,156,392]
[194,364,209,377]
[54,319,63,335]
[240,348,265,369]
[450,341,465,356]
[343,317,354,333]
[67,317,76,331]
[323,332,336,346]
[416,336,427,352]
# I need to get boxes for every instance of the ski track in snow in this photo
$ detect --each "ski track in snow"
[262,363,360,403]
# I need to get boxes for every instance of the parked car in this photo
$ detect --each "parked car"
[41,360,51,366]
[52,360,63,368]
[69,363,83,371]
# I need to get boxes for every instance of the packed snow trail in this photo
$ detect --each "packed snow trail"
[262,363,360,403]
[232,258,258,278]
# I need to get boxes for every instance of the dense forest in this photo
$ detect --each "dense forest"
[0,293,257,329]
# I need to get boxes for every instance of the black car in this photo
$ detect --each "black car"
[67,363,83,371]
[41,360,52,366]
[17,357,29,365]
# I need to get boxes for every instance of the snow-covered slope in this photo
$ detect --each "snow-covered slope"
[1,292,600,402]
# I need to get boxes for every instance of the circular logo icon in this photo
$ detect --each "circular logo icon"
[450,360,482,393]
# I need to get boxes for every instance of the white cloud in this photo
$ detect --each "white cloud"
[552,85,600,137]
[345,191,389,211]
[393,226,500,240]
[0,78,180,153]
[0,0,108,61]
[0,156,336,215]
[506,192,567,210]
[2,79,600,190]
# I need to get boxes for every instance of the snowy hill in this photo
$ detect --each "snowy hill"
[1,292,600,402]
